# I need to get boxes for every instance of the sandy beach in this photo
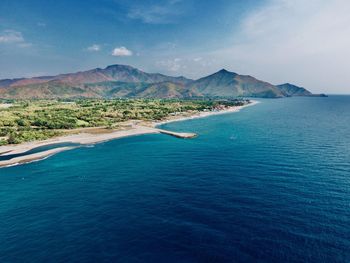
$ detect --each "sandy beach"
[156,100,259,125]
[0,100,258,168]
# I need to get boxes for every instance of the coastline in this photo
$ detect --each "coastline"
[0,146,76,168]
[0,100,258,168]
[156,99,259,126]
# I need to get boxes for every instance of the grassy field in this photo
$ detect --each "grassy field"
[0,99,248,145]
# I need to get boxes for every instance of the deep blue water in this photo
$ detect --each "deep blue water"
[0,96,349,262]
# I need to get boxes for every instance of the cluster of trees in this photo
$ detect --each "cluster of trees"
[0,98,249,144]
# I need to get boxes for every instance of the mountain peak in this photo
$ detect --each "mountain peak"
[280,83,300,88]
[214,68,237,75]
[105,64,135,70]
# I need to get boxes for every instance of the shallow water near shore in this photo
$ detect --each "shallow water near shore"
[0,142,80,161]
[0,96,350,262]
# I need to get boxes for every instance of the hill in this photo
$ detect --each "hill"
[277,83,326,97]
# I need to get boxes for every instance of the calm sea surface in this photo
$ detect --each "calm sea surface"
[0,96,349,262]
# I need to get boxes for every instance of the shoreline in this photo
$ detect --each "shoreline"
[0,100,258,168]
[155,100,259,126]
[0,146,76,168]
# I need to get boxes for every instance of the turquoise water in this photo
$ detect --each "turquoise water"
[0,142,80,161]
[0,96,349,262]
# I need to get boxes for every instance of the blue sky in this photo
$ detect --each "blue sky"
[0,0,349,93]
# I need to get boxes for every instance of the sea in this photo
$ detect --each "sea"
[0,96,349,262]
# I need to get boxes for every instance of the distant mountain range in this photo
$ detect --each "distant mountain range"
[0,64,326,99]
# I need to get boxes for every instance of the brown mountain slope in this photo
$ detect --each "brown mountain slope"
[0,65,321,99]
[5,64,191,88]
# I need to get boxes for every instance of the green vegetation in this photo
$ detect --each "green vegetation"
[0,98,248,144]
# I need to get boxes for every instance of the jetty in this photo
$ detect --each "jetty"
[156,128,197,139]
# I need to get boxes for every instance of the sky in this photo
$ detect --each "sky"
[0,0,349,94]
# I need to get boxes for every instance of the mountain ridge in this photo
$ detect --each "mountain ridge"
[0,64,325,99]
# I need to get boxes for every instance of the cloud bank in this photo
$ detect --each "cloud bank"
[213,0,350,93]
[153,0,350,93]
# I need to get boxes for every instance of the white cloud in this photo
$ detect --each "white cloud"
[211,0,350,93]
[112,46,133,56]
[0,30,24,44]
[87,44,101,52]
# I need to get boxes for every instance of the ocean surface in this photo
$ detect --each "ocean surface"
[0,96,349,262]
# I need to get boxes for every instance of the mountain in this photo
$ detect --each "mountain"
[0,78,24,88]
[277,83,312,96]
[187,69,284,98]
[54,64,192,85]
[3,65,191,88]
[0,64,322,99]
[134,82,189,99]
[277,83,327,97]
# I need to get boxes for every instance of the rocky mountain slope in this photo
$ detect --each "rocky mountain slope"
[0,65,324,99]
